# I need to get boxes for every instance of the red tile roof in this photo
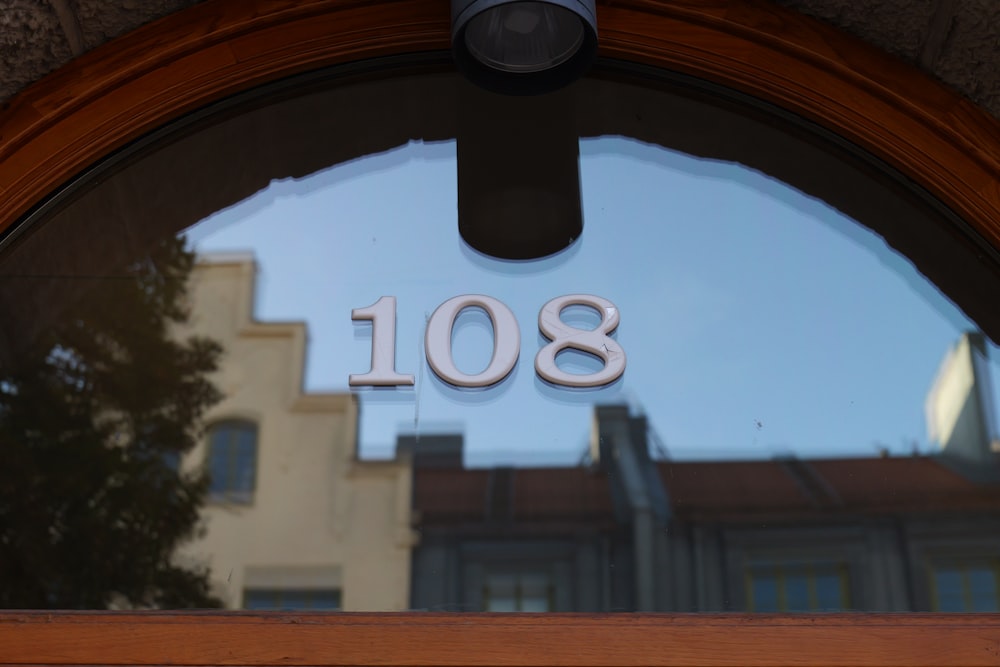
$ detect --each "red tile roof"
[413,457,1000,526]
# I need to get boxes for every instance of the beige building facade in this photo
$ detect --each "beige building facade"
[175,256,415,611]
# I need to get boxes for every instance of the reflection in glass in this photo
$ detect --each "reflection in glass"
[3,72,1000,613]
[935,569,965,611]
[750,576,779,613]
[815,571,845,611]
[208,421,258,504]
[0,238,223,609]
[746,563,848,612]
[244,588,341,611]
[932,564,1000,611]
[969,568,999,611]
[483,572,553,612]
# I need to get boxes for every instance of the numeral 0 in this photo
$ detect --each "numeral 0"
[350,294,626,389]
[425,295,521,387]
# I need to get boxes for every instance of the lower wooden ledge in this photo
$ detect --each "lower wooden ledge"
[0,612,998,666]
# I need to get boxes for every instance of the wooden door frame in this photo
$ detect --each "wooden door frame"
[1,0,1000,664]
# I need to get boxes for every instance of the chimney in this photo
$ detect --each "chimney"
[926,332,1000,468]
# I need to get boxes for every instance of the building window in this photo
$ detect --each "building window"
[243,588,341,610]
[745,562,850,612]
[207,420,258,503]
[930,562,1000,611]
[482,572,553,612]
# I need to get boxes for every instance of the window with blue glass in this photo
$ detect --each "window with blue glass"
[746,562,849,612]
[482,572,553,612]
[207,420,258,503]
[931,562,1000,611]
[243,588,341,610]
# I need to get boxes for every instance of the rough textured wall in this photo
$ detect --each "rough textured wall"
[1,1,73,102]
[781,0,938,62]
[929,0,1000,114]
[780,0,1000,117]
[0,0,199,104]
[70,0,199,51]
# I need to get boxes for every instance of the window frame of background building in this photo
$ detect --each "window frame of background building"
[2,0,1000,664]
[207,420,259,504]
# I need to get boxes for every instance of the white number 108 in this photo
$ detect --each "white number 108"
[349,294,626,389]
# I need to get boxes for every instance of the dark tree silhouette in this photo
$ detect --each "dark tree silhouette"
[0,237,223,608]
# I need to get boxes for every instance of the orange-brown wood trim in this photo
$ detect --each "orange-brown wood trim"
[1,612,999,667]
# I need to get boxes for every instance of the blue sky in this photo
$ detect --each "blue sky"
[190,137,1000,466]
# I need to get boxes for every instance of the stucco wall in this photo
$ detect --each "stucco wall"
[175,258,415,611]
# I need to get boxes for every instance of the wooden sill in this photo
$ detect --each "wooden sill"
[1,612,999,666]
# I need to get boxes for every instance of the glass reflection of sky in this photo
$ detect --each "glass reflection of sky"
[190,137,1000,465]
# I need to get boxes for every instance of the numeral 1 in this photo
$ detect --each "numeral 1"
[349,296,415,386]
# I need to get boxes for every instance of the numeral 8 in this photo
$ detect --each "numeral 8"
[535,294,626,388]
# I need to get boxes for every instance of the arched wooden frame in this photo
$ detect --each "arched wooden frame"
[2,0,1000,665]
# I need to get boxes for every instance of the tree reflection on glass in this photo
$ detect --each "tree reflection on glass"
[0,237,223,608]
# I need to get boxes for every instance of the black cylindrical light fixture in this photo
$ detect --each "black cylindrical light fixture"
[451,0,597,95]
[457,82,582,259]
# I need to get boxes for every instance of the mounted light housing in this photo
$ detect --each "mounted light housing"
[451,0,597,95]
[456,82,582,260]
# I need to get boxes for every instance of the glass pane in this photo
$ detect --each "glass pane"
[280,591,311,609]
[243,589,340,610]
[784,573,810,612]
[751,575,779,612]
[234,438,255,492]
[209,435,231,497]
[243,590,276,610]
[486,598,518,612]
[519,573,551,612]
[520,596,550,612]
[968,568,999,612]
[934,570,966,611]
[485,574,518,612]
[2,67,1000,612]
[310,590,343,610]
[814,572,845,611]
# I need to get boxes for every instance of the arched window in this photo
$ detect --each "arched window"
[5,0,1000,663]
[207,420,258,504]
